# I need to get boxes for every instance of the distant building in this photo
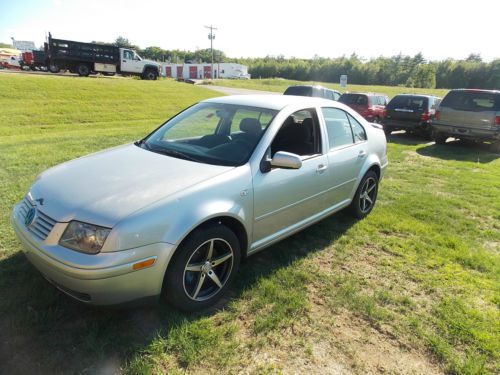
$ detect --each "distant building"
[12,40,36,52]
[161,62,250,80]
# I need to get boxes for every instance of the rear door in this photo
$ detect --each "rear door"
[439,91,499,129]
[321,107,367,204]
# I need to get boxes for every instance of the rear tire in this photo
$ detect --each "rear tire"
[349,171,379,219]
[163,223,241,312]
[77,64,90,77]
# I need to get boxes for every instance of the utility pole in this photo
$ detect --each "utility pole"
[204,25,217,79]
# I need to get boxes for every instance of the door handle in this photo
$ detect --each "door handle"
[123,60,126,62]
[316,164,327,173]
[358,150,367,158]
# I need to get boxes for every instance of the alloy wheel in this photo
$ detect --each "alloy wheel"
[183,238,234,301]
[359,177,377,213]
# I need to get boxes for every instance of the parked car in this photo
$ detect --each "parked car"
[284,85,341,101]
[338,92,389,124]
[383,94,442,138]
[11,95,388,311]
[432,89,500,151]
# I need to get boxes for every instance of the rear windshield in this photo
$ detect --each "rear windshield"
[387,95,429,110]
[339,94,368,105]
[440,91,500,112]
[284,86,313,96]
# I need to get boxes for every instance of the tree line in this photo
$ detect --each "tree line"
[235,54,499,90]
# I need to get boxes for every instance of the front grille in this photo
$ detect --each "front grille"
[19,198,57,241]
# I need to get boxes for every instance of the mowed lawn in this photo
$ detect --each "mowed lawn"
[0,73,499,375]
[210,78,450,98]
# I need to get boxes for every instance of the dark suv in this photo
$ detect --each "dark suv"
[432,89,500,151]
[338,93,389,123]
[383,94,441,138]
[283,85,341,101]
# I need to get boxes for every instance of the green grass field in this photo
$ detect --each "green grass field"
[0,74,499,374]
[210,78,450,98]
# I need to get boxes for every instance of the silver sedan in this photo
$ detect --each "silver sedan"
[11,95,388,311]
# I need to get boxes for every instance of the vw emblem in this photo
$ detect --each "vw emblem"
[25,207,37,227]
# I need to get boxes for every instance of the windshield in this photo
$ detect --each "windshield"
[339,94,368,105]
[142,102,277,166]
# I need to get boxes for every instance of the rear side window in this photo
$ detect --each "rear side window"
[347,114,367,143]
[440,91,500,111]
[339,94,368,105]
[284,86,313,96]
[321,108,354,149]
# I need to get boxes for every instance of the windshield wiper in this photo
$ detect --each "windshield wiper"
[150,147,200,162]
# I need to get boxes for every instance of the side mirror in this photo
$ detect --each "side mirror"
[270,151,302,169]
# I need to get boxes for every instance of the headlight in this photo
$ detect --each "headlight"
[59,221,111,254]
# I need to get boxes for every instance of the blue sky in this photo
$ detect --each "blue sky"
[1,0,498,61]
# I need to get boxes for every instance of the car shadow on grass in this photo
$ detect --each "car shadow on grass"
[416,139,499,163]
[385,131,431,146]
[0,212,357,375]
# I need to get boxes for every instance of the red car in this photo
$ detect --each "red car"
[338,92,389,123]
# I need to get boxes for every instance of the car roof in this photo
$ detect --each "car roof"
[448,88,500,94]
[341,92,385,96]
[391,93,440,99]
[203,94,337,110]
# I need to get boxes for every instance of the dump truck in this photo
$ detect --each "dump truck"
[44,33,161,79]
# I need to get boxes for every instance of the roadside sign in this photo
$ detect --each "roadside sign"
[340,74,348,88]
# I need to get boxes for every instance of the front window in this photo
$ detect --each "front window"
[123,50,134,60]
[142,102,277,166]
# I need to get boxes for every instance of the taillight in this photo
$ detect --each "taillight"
[420,110,430,122]
[364,107,374,115]
[383,109,387,118]
[495,116,500,126]
[435,110,441,120]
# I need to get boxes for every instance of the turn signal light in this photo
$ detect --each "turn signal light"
[132,258,156,270]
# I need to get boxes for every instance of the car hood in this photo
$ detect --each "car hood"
[29,144,233,227]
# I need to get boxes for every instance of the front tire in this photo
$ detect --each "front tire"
[164,223,241,312]
[142,69,158,80]
[48,63,60,73]
[349,171,379,219]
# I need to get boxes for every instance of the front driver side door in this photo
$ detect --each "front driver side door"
[251,109,331,248]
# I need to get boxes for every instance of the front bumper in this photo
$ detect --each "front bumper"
[11,202,176,306]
